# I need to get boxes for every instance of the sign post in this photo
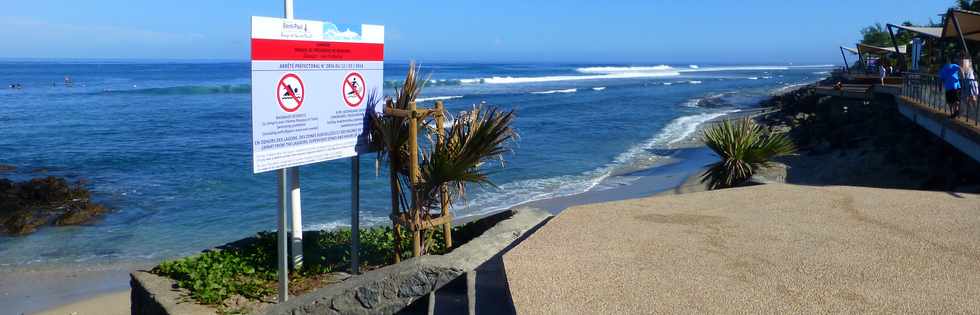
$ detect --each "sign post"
[251,4,383,302]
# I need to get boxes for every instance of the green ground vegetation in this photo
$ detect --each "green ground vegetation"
[152,211,508,306]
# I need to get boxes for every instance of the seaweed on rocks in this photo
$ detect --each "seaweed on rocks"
[0,176,107,235]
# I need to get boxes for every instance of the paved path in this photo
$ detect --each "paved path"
[504,184,980,313]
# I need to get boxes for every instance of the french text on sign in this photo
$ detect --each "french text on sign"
[251,16,384,173]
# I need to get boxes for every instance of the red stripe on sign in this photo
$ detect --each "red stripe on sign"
[251,38,384,61]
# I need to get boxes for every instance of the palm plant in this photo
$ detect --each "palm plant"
[700,118,795,190]
[370,62,517,257]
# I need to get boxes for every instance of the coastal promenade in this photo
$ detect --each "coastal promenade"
[504,184,980,313]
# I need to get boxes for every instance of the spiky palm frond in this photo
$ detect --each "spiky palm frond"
[370,61,428,210]
[701,118,795,190]
[416,106,517,211]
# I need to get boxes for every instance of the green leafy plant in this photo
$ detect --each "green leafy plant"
[370,62,517,255]
[701,118,795,190]
[151,226,464,305]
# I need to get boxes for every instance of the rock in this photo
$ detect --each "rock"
[0,164,15,172]
[0,176,107,235]
[55,203,107,226]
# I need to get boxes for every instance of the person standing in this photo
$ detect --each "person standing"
[939,58,963,118]
[962,58,979,118]
[879,62,887,85]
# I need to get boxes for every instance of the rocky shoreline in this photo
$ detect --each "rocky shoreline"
[752,85,980,191]
[0,174,108,235]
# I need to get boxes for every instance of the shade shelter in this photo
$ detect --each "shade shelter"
[855,43,905,73]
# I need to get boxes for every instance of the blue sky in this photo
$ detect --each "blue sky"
[0,0,954,63]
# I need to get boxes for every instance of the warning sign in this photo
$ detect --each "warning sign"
[342,72,365,108]
[277,73,305,112]
[250,16,384,173]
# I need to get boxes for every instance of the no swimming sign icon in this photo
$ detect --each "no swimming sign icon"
[250,16,384,173]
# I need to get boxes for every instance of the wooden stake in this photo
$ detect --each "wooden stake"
[435,101,453,249]
[408,101,421,257]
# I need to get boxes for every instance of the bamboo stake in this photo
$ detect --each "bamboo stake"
[408,101,421,257]
[388,101,403,263]
[435,101,453,249]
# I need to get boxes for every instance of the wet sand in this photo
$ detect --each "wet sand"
[0,263,142,315]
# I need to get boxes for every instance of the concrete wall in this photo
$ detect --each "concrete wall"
[895,96,980,163]
[131,207,551,315]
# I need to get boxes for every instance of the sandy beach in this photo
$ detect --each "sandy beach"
[0,263,142,315]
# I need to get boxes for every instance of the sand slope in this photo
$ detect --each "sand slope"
[504,184,980,314]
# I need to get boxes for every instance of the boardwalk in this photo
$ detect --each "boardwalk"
[503,184,980,313]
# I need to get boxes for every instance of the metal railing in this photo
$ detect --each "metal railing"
[902,73,980,126]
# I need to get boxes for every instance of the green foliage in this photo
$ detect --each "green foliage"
[154,234,278,304]
[958,0,980,11]
[701,119,796,190]
[152,226,459,305]
[860,23,893,47]
[370,62,517,255]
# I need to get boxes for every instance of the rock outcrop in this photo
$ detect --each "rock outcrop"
[0,176,107,235]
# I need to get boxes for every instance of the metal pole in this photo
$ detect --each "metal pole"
[886,24,905,72]
[952,10,973,60]
[351,155,361,274]
[289,167,303,269]
[840,47,850,72]
[277,169,289,303]
[277,0,294,303]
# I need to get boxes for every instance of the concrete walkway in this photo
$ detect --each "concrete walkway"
[503,184,980,313]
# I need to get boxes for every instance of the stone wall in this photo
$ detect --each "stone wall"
[130,207,551,315]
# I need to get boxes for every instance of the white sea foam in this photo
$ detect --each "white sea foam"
[455,64,834,86]
[576,65,676,73]
[813,71,831,75]
[663,82,673,85]
[689,80,703,84]
[592,87,606,91]
[303,213,390,231]
[416,95,463,102]
[531,88,577,95]
[459,71,681,85]
[771,79,823,95]
[747,77,759,80]
[450,110,736,219]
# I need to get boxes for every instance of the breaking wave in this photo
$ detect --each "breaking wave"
[416,95,463,102]
[453,110,735,218]
[592,87,606,91]
[100,84,251,95]
[531,88,577,94]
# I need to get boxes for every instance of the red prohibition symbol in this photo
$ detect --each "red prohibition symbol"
[342,72,366,108]
[277,73,305,112]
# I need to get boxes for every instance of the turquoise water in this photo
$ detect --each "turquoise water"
[0,62,830,267]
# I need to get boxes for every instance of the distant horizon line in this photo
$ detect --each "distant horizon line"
[0,57,841,66]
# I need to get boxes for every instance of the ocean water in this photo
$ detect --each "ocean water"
[0,62,830,267]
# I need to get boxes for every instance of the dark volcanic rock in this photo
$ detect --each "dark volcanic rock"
[0,164,15,172]
[0,176,107,235]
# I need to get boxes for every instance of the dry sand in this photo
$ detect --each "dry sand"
[33,290,129,315]
[503,184,980,314]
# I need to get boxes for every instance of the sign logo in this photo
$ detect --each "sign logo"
[342,72,365,108]
[277,73,305,112]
